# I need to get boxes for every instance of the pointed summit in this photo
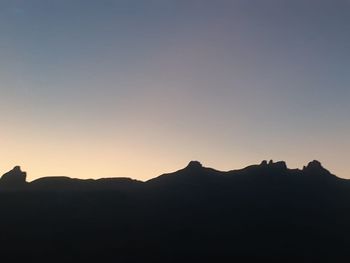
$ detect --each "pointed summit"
[182,161,204,174]
[186,161,203,170]
[260,160,268,166]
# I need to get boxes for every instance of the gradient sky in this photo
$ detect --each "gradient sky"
[0,0,349,181]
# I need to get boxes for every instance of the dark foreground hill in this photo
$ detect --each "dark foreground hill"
[0,160,349,262]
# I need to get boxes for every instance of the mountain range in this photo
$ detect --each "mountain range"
[0,160,349,262]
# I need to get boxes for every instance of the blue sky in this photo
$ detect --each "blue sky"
[0,0,349,180]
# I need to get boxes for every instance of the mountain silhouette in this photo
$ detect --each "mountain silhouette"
[0,166,27,188]
[0,160,348,262]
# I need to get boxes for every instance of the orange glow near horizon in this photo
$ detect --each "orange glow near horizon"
[1,120,348,181]
[1,1,349,181]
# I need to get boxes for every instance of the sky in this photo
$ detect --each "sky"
[0,0,349,181]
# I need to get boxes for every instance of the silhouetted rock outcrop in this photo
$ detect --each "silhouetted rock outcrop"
[260,160,268,166]
[185,160,203,171]
[303,160,334,177]
[0,166,27,188]
[269,160,288,170]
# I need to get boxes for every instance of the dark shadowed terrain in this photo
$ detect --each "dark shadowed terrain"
[0,160,349,262]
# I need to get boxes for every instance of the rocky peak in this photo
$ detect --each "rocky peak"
[260,160,268,166]
[305,160,323,169]
[272,161,287,170]
[186,161,203,170]
[264,160,288,170]
[0,166,27,186]
[303,160,333,177]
